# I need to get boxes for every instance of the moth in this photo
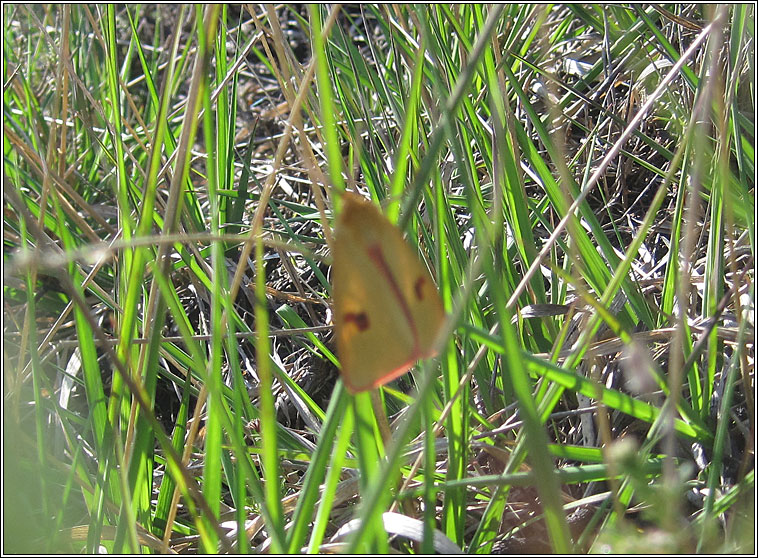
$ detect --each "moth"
[332,192,445,393]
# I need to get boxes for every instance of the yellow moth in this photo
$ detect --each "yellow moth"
[332,192,445,393]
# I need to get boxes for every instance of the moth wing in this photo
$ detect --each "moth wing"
[333,194,444,393]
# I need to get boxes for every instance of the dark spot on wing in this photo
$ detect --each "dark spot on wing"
[344,311,369,331]
[414,276,428,301]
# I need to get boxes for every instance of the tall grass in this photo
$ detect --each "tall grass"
[3,4,753,553]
